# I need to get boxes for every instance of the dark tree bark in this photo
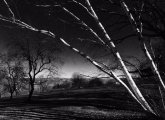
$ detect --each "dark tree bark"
[28,80,34,101]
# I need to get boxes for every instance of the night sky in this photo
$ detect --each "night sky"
[0,27,144,78]
[0,0,158,78]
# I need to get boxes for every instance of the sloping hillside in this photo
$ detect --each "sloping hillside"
[0,88,159,120]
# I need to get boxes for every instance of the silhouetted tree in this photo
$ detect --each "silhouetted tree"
[1,0,165,116]
[0,53,26,99]
[12,36,60,101]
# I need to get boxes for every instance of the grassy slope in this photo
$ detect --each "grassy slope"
[0,87,159,120]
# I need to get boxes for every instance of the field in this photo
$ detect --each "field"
[0,87,160,120]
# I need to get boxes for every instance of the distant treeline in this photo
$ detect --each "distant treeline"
[52,76,120,90]
[52,75,163,90]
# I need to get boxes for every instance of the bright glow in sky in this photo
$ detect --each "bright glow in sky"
[58,38,144,78]
[60,51,99,78]
[0,28,145,79]
[61,61,98,78]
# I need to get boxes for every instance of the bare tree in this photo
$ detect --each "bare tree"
[0,0,151,112]
[12,36,60,101]
[0,54,26,99]
[2,0,165,116]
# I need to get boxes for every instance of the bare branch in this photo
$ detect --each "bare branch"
[35,58,51,76]
[120,0,165,92]
[71,0,93,16]
[94,60,147,110]
[0,2,154,113]
[85,0,98,19]
[3,0,15,20]
[60,7,107,47]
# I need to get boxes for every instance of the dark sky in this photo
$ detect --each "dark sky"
[0,0,151,78]
[0,27,144,78]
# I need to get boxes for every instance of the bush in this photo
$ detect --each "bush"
[53,81,72,89]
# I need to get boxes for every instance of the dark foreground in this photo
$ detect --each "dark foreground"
[0,88,160,120]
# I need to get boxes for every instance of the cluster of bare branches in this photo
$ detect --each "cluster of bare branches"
[0,0,165,118]
[0,53,26,99]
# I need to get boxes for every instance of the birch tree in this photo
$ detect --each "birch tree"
[119,0,165,90]
[112,0,165,117]
[0,0,163,116]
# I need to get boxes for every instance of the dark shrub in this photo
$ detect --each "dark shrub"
[88,78,103,88]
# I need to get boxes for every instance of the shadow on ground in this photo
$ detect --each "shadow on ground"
[0,88,160,120]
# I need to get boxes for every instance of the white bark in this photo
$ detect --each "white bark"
[120,0,165,91]
[3,0,15,20]
[1,0,156,115]
[60,38,147,111]
[85,0,155,114]
[0,13,148,111]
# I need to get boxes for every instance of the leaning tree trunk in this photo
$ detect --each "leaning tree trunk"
[120,0,165,90]
[59,37,147,110]
[0,0,155,115]
[0,15,155,113]
[85,0,155,114]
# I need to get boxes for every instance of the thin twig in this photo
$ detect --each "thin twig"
[3,0,15,21]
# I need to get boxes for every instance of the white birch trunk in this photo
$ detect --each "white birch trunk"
[1,0,156,115]
[60,38,147,111]
[85,0,155,114]
[120,0,165,91]
[0,13,148,111]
